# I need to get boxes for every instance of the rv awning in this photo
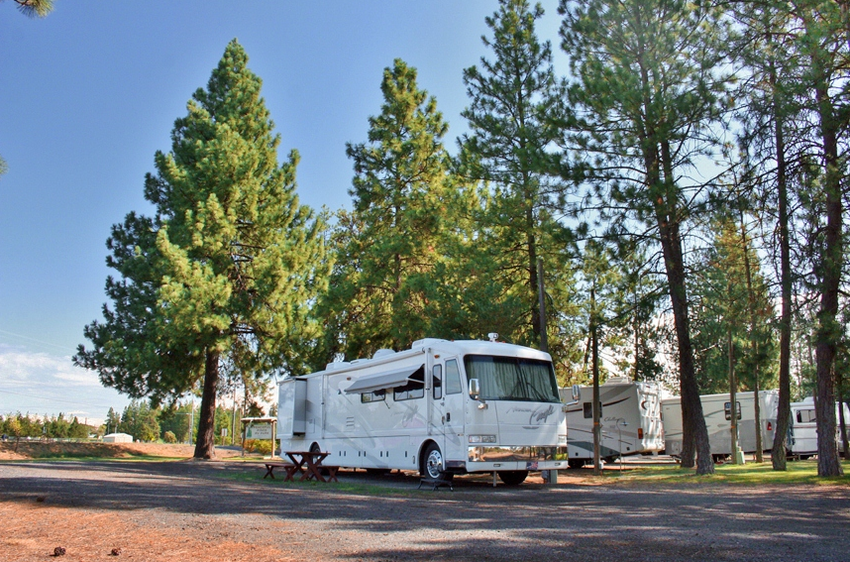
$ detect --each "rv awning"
[344,365,423,394]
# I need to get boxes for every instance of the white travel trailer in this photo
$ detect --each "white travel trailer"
[788,398,818,458]
[277,337,569,485]
[559,377,665,468]
[788,397,850,459]
[661,390,779,460]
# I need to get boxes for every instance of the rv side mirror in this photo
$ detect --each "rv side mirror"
[469,378,480,400]
[571,384,581,402]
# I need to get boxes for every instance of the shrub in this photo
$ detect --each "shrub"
[163,431,177,444]
[243,439,274,455]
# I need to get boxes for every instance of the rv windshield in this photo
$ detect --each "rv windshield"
[463,355,560,402]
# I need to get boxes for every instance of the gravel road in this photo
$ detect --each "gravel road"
[1,460,848,561]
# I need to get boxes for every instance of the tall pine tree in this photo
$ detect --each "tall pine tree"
[558,0,736,474]
[458,0,571,358]
[75,40,328,459]
[320,59,455,359]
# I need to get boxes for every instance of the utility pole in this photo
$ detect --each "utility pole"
[538,258,556,486]
[537,259,548,353]
[231,383,238,446]
[729,327,740,464]
[591,282,601,475]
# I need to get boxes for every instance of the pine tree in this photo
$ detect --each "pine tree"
[320,59,454,359]
[558,0,735,474]
[731,0,849,476]
[459,0,575,362]
[3,0,54,18]
[75,40,329,458]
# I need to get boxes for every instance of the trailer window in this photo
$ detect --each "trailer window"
[445,359,462,395]
[433,365,443,400]
[583,402,602,419]
[724,401,742,421]
[463,355,559,402]
[393,366,425,401]
[361,389,386,403]
[797,409,816,423]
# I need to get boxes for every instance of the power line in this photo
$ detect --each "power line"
[0,329,76,354]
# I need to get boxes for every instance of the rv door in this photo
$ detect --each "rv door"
[430,357,465,464]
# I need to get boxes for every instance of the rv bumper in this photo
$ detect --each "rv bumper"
[463,446,569,471]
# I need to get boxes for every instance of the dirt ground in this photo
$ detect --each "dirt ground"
[1,445,849,561]
[0,441,244,462]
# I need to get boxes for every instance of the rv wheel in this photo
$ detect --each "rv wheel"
[497,470,528,486]
[421,443,451,481]
[310,443,329,476]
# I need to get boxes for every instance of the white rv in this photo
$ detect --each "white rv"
[788,398,818,458]
[788,397,850,459]
[661,390,779,460]
[277,338,568,485]
[559,377,665,468]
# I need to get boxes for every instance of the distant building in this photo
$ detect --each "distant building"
[102,433,133,443]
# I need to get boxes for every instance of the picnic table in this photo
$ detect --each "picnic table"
[264,451,338,483]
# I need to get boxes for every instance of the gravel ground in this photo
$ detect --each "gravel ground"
[1,460,848,561]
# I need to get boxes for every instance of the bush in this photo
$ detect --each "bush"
[243,439,274,455]
[163,431,176,444]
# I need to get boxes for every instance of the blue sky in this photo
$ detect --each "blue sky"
[0,1,565,425]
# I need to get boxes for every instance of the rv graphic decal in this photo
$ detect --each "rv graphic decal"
[530,405,556,425]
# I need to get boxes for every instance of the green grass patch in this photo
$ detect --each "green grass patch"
[595,459,850,487]
[219,467,420,497]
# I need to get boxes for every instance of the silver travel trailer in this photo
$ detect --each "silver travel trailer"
[788,398,818,458]
[559,377,665,468]
[277,337,569,485]
[661,390,779,460]
[787,397,850,459]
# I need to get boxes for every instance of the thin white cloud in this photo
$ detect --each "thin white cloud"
[0,344,130,426]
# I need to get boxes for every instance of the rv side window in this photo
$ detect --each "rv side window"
[433,365,443,400]
[361,389,386,404]
[445,359,462,395]
[394,366,425,401]
[583,402,601,419]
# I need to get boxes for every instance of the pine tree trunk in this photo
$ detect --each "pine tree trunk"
[814,74,843,477]
[656,141,712,474]
[193,349,220,460]
[658,218,712,474]
[772,61,791,471]
[739,213,764,463]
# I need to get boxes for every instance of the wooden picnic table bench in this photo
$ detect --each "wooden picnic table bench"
[262,462,299,480]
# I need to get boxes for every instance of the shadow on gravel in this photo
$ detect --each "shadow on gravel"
[1,460,849,561]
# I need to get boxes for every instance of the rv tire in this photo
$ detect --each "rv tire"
[498,470,528,486]
[421,442,451,481]
[310,442,330,476]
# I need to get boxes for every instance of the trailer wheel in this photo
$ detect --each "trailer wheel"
[498,470,528,486]
[421,442,451,481]
[567,459,585,469]
[310,442,329,476]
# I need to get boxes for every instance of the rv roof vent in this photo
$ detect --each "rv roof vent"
[325,362,350,371]
[373,349,395,359]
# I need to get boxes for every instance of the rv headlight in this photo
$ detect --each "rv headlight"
[469,435,497,444]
